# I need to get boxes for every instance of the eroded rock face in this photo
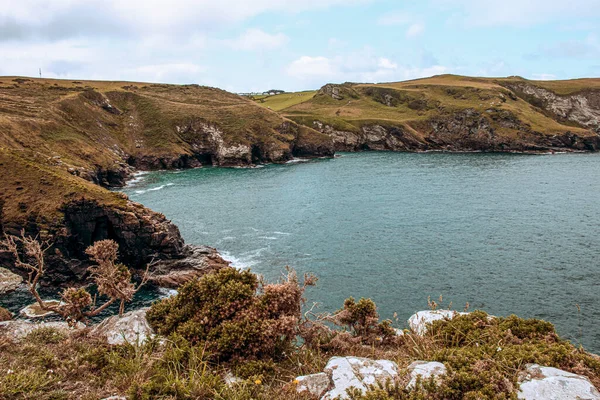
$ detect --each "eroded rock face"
[51,199,185,283]
[90,308,154,345]
[0,266,22,295]
[408,310,468,335]
[518,364,600,400]
[505,83,600,131]
[150,245,231,288]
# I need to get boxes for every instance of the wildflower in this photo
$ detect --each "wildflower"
[292,379,300,385]
[255,379,262,385]
[497,347,502,352]
[7,369,14,375]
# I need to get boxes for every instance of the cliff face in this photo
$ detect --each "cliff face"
[279,75,600,153]
[0,77,333,285]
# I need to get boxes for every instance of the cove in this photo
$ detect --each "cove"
[123,152,600,352]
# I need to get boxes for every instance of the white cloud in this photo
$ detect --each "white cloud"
[406,23,425,38]
[287,56,336,79]
[286,51,448,86]
[124,63,207,82]
[225,29,288,51]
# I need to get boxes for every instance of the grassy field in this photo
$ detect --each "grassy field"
[249,91,317,111]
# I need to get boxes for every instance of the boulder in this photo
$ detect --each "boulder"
[90,308,154,345]
[0,320,83,342]
[293,356,398,400]
[20,300,64,318]
[295,372,330,398]
[518,364,600,399]
[0,267,22,295]
[150,245,230,288]
[407,361,447,389]
[408,310,468,335]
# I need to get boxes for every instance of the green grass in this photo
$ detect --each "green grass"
[251,91,317,111]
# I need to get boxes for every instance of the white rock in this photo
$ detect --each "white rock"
[321,356,398,400]
[90,308,154,345]
[0,320,83,342]
[295,372,330,398]
[407,361,447,389]
[518,364,600,400]
[19,300,64,318]
[0,267,22,295]
[408,310,468,335]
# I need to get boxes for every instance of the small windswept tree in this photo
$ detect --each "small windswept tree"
[1,231,149,324]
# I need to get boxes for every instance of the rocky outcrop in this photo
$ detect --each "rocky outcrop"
[0,320,84,342]
[149,245,230,288]
[503,83,600,132]
[408,310,469,335]
[0,266,22,295]
[47,199,184,284]
[20,300,63,318]
[312,107,600,153]
[407,361,447,388]
[312,121,425,152]
[89,308,154,345]
[295,356,399,400]
[518,364,600,399]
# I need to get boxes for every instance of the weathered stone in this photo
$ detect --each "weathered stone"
[0,320,83,342]
[20,300,64,318]
[90,308,154,345]
[518,364,600,400]
[407,361,447,389]
[321,356,398,400]
[150,245,230,288]
[295,372,330,398]
[0,267,22,295]
[408,310,468,335]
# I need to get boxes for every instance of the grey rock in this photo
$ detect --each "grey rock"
[90,308,154,345]
[518,364,600,400]
[407,361,447,389]
[295,372,330,397]
[0,267,22,295]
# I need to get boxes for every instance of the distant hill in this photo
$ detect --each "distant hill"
[254,75,600,153]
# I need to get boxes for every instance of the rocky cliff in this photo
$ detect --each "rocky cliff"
[278,75,600,153]
[0,77,332,285]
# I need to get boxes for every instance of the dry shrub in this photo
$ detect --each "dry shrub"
[0,306,12,321]
[146,267,316,362]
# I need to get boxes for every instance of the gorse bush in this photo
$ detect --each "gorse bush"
[146,267,316,362]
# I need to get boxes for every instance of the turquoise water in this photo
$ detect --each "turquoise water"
[121,152,600,352]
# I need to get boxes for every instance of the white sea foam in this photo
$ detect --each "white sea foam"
[134,183,174,194]
[286,158,309,164]
[126,171,150,187]
[221,251,259,269]
[273,231,291,236]
[258,236,277,240]
[158,287,178,298]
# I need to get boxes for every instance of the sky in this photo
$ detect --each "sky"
[1,0,599,92]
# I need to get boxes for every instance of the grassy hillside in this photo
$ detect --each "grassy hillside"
[254,75,600,152]
[0,77,333,278]
[250,91,317,111]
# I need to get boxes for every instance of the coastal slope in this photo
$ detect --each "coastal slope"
[262,75,600,152]
[0,77,333,282]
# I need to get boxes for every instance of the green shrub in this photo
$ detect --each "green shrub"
[147,268,314,362]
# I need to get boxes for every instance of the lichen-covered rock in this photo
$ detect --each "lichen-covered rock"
[408,310,468,335]
[518,364,600,400]
[0,267,22,295]
[90,308,154,345]
[295,372,330,398]
[322,357,398,400]
[0,320,83,342]
[407,361,447,389]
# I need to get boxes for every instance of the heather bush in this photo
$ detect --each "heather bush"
[0,306,12,321]
[146,267,316,362]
